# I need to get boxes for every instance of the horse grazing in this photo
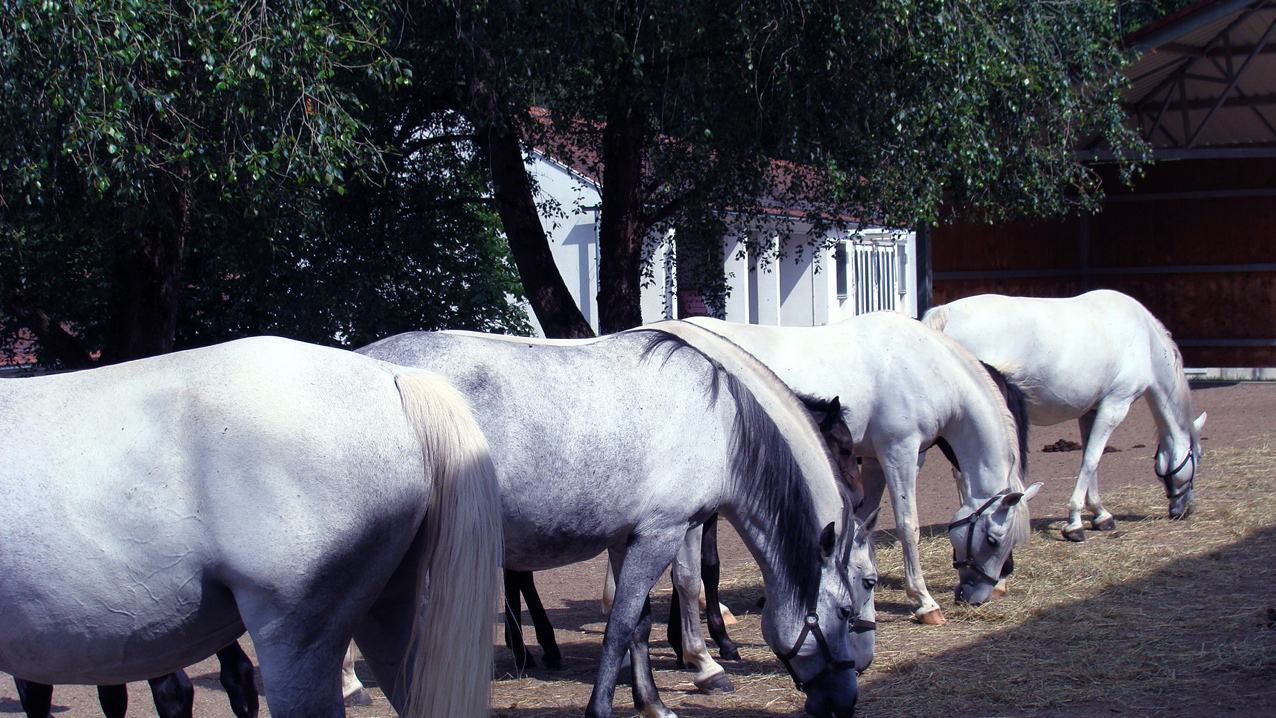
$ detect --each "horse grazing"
[14,642,257,718]
[923,290,1206,541]
[0,337,501,718]
[360,321,868,718]
[686,313,1041,622]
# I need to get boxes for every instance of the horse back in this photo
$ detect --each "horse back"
[0,338,432,683]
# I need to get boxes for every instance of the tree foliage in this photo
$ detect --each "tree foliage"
[0,0,528,366]
[447,0,1149,332]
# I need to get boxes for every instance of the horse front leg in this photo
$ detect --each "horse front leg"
[216,641,260,718]
[879,460,945,624]
[586,531,683,718]
[148,671,194,718]
[670,527,733,694]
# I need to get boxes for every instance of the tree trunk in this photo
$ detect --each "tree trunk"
[102,173,189,364]
[476,120,595,340]
[596,81,648,335]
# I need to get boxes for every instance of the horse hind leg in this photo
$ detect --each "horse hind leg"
[503,569,535,671]
[518,572,563,669]
[671,526,734,694]
[1067,406,1126,540]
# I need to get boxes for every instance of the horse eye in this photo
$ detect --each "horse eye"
[987,535,1000,546]
[863,577,877,591]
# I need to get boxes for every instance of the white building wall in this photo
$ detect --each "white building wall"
[526,154,918,336]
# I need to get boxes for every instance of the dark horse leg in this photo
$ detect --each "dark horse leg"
[504,570,563,670]
[13,679,53,718]
[503,569,535,669]
[700,514,739,660]
[667,515,740,664]
[97,685,129,718]
[517,572,563,669]
[217,641,260,718]
[148,672,193,718]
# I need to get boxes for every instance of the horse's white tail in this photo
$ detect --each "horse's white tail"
[396,373,502,718]
[920,305,949,332]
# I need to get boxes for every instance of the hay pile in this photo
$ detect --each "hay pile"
[490,441,1276,717]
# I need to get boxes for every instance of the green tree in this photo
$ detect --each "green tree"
[0,0,404,363]
[0,0,529,366]
[450,0,1148,333]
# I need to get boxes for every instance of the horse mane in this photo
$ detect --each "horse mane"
[917,316,1026,491]
[919,304,949,332]
[980,362,1030,476]
[638,327,828,606]
[1142,310,1197,434]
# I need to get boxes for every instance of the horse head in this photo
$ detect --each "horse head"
[763,506,872,718]
[846,509,879,673]
[802,395,861,489]
[1158,411,1206,519]
[949,481,1042,605]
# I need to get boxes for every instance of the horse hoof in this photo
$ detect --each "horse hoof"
[695,672,736,694]
[344,688,373,707]
[719,647,741,661]
[1170,504,1194,520]
[992,584,1009,598]
[543,656,564,671]
[1092,516,1116,531]
[1062,526,1087,542]
[917,609,947,626]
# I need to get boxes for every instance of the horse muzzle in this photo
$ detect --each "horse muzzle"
[1168,491,1194,520]
[954,579,997,605]
[802,669,858,718]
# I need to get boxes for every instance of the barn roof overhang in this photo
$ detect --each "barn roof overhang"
[1083,0,1276,160]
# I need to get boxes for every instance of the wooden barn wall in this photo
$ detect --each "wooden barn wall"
[932,158,1276,367]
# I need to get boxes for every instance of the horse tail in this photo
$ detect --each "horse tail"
[980,362,1030,478]
[920,305,949,332]
[396,372,502,718]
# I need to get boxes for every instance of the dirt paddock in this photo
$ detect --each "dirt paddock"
[3,382,1274,717]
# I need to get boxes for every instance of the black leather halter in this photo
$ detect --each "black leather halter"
[775,611,861,691]
[1155,445,1196,500]
[948,491,1012,585]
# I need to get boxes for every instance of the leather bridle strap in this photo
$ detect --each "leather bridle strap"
[948,491,1010,584]
[775,612,857,691]
[1155,446,1196,500]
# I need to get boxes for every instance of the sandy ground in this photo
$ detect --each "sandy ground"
[1,380,1270,717]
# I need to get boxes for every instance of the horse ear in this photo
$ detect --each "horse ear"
[1022,482,1043,502]
[862,507,880,534]
[1002,482,1043,508]
[1194,412,1207,433]
[820,521,837,557]
[828,396,841,417]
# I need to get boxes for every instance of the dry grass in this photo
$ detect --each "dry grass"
[488,440,1276,717]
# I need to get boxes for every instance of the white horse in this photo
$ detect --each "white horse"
[360,323,867,718]
[0,337,502,718]
[687,313,1041,624]
[923,290,1206,541]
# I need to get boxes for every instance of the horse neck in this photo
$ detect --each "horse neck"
[942,374,1023,500]
[1143,331,1197,451]
[1145,373,1196,452]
